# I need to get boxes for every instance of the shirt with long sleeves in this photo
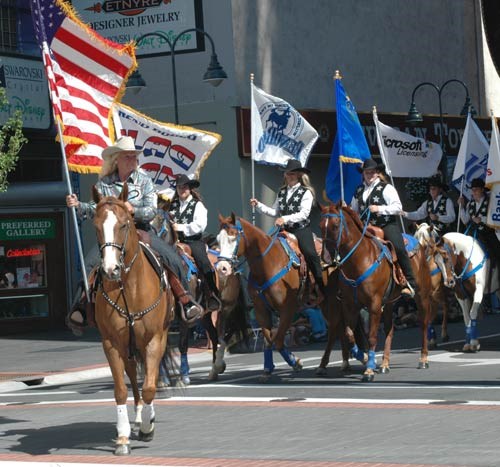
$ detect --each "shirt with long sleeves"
[255,182,313,227]
[406,195,456,225]
[170,194,208,238]
[77,169,157,224]
[351,178,402,216]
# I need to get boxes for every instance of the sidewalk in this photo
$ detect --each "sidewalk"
[0,327,212,393]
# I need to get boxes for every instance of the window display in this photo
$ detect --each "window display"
[0,243,46,289]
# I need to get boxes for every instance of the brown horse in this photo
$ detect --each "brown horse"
[93,185,174,455]
[320,203,432,381]
[217,214,304,382]
[152,208,247,384]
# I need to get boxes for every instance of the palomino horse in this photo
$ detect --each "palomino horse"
[93,185,174,455]
[320,203,432,381]
[217,214,305,382]
[414,223,452,347]
[418,225,489,352]
[152,209,247,384]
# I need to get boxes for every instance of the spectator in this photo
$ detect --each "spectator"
[301,300,328,342]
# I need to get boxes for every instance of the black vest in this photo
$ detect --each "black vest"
[355,181,395,227]
[467,195,492,234]
[277,185,311,230]
[169,198,202,241]
[426,195,450,233]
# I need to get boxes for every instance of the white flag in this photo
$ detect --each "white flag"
[373,114,442,177]
[251,83,318,167]
[452,113,489,200]
[486,113,500,187]
[113,103,221,195]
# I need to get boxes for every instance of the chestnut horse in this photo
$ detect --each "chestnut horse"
[152,209,247,383]
[93,185,174,455]
[320,203,432,381]
[414,223,451,347]
[217,214,304,382]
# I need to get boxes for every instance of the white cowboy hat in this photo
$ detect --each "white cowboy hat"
[101,136,141,161]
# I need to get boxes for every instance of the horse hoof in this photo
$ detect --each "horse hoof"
[258,372,272,383]
[362,373,375,382]
[138,427,155,442]
[180,375,191,386]
[380,366,390,374]
[293,359,303,372]
[114,442,131,456]
[315,367,327,376]
[207,370,219,381]
[462,343,471,352]
[417,361,429,369]
[214,362,226,375]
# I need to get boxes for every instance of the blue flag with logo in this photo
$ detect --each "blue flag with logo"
[326,78,370,203]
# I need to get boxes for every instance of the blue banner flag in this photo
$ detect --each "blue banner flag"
[325,78,370,203]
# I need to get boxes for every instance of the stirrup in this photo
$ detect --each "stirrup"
[66,307,87,337]
[206,293,222,311]
[401,283,415,298]
[181,301,204,323]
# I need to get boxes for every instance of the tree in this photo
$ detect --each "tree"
[0,87,28,192]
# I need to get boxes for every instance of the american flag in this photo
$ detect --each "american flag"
[31,0,136,173]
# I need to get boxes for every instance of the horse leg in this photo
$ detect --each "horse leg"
[123,358,141,429]
[138,332,165,442]
[440,287,450,343]
[379,304,395,374]
[274,299,302,373]
[102,340,131,456]
[316,327,336,376]
[203,314,224,381]
[362,303,383,382]
[178,319,190,385]
[469,297,482,352]
[458,297,472,352]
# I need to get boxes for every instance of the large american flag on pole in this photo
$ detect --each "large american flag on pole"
[31,0,136,173]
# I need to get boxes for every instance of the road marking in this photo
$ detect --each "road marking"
[428,352,500,366]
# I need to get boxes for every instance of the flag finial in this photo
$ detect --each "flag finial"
[250,73,254,82]
[334,70,342,80]
[372,105,377,113]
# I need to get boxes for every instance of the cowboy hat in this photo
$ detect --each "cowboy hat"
[174,173,200,188]
[428,175,448,190]
[102,136,141,161]
[356,158,384,173]
[279,159,311,174]
[469,178,487,189]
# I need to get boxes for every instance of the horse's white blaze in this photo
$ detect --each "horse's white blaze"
[101,210,120,276]
[216,230,236,275]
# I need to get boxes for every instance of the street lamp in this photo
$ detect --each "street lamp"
[127,28,228,124]
[405,79,476,180]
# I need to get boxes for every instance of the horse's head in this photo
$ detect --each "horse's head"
[434,237,456,288]
[93,183,137,281]
[414,222,440,247]
[319,202,347,254]
[216,213,244,276]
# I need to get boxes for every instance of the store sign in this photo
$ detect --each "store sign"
[6,248,43,258]
[0,57,51,130]
[73,0,202,57]
[0,219,56,240]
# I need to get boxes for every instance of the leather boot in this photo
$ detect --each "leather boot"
[165,267,203,321]
[204,272,221,311]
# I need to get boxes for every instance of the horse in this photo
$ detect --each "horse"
[93,184,174,455]
[320,203,432,381]
[216,214,306,382]
[419,225,490,352]
[152,207,247,385]
[413,223,452,347]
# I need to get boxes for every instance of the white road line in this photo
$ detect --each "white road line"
[0,463,193,467]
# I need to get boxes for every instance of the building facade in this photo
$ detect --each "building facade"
[0,0,498,333]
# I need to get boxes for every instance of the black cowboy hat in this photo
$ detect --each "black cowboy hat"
[279,159,311,174]
[356,158,384,173]
[428,175,448,191]
[469,178,487,190]
[174,173,200,188]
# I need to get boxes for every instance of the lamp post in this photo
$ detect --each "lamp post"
[406,79,476,182]
[127,28,228,124]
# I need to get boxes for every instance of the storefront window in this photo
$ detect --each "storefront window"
[0,243,46,289]
[0,294,48,319]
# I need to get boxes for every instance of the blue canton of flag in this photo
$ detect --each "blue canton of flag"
[326,77,370,203]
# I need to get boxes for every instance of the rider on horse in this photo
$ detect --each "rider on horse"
[249,158,326,302]
[402,175,456,234]
[351,158,418,298]
[65,137,203,334]
[169,174,221,312]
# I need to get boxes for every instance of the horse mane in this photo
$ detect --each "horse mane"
[336,203,370,235]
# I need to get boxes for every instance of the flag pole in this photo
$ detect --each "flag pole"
[373,106,406,234]
[57,119,90,301]
[334,71,345,202]
[250,73,256,225]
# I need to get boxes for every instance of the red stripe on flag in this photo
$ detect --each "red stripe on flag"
[55,26,131,78]
[65,84,110,119]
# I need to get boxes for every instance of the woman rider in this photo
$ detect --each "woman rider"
[65,136,202,334]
